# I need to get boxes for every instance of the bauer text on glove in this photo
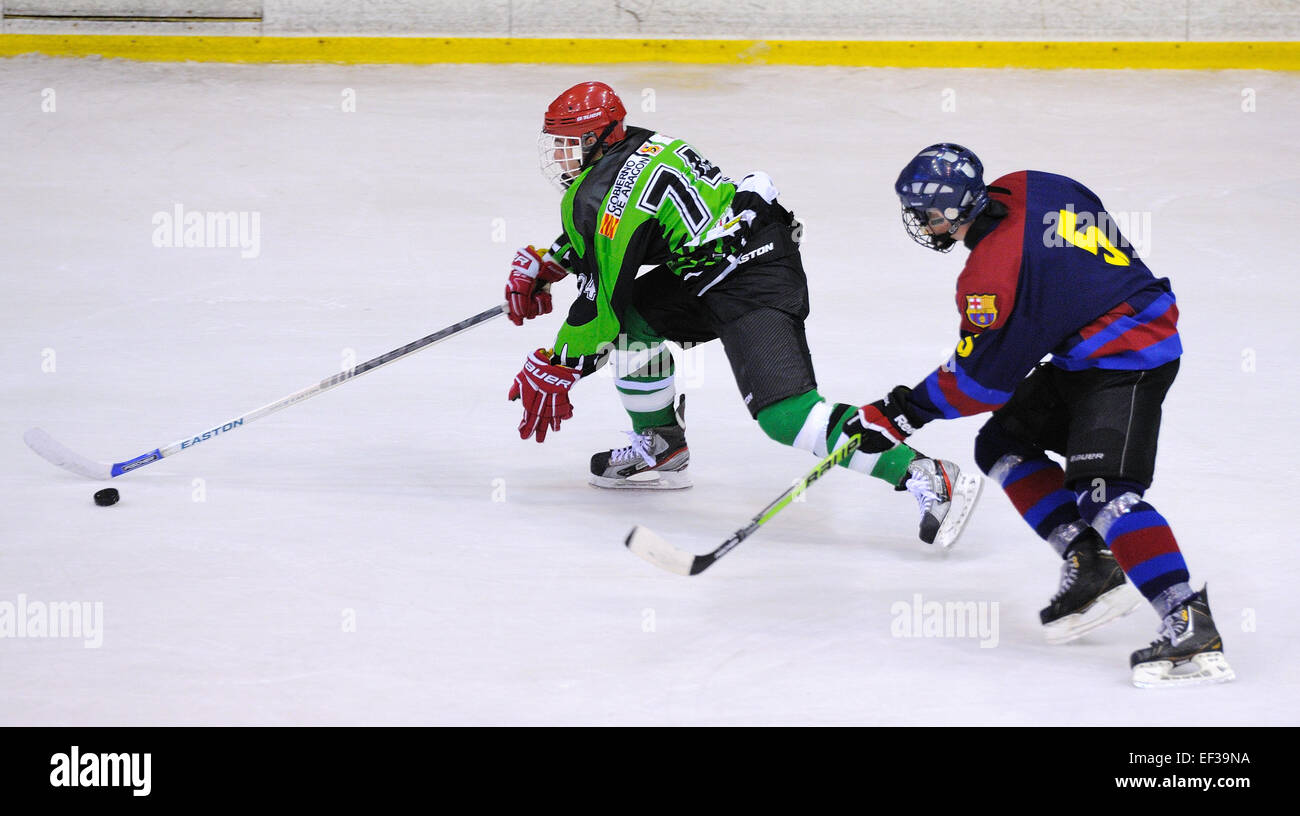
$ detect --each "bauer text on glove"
[507,348,581,443]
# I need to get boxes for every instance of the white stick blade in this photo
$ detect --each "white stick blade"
[23,428,112,480]
[625,525,695,576]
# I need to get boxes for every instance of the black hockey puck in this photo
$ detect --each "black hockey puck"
[93,488,119,507]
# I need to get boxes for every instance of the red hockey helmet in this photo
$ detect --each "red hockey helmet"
[538,82,628,189]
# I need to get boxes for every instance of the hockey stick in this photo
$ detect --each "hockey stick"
[625,434,862,576]
[24,303,508,480]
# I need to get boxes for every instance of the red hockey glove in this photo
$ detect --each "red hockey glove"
[508,348,581,443]
[845,387,919,453]
[505,245,568,326]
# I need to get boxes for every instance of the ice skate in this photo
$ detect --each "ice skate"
[1040,529,1142,644]
[903,457,982,549]
[1130,586,1235,688]
[589,417,691,490]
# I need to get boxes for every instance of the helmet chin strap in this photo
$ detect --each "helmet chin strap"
[942,218,968,244]
[580,121,619,169]
[931,231,958,251]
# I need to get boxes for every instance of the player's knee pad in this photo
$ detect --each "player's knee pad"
[618,342,674,381]
[974,416,1037,476]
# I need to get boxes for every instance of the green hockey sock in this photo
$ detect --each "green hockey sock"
[615,307,677,432]
[617,346,677,431]
[868,442,918,486]
[757,391,918,485]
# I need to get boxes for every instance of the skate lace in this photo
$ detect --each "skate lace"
[904,472,938,518]
[1149,609,1189,648]
[1050,556,1080,603]
[610,431,657,469]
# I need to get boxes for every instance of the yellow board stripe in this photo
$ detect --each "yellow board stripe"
[0,35,1297,70]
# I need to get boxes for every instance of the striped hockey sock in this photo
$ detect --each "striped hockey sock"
[975,420,1086,556]
[987,455,1085,556]
[756,390,915,485]
[615,342,678,432]
[1077,484,1192,607]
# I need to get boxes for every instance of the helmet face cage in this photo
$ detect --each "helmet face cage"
[537,125,613,190]
[900,206,958,252]
[538,131,586,189]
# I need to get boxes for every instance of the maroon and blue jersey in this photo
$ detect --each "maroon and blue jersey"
[908,170,1182,423]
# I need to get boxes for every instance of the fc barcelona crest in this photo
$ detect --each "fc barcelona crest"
[965,293,998,328]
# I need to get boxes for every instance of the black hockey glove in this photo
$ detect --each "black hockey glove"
[845,386,923,453]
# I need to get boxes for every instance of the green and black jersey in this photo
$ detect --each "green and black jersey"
[548,126,737,371]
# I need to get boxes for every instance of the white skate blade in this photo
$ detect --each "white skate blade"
[1132,651,1236,688]
[932,471,982,550]
[625,525,695,575]
[1043,584,1144,645]
[589,470,693,490]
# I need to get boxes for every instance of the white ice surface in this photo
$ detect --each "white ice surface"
[1,58,1296,725]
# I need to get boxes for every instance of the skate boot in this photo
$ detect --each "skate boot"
[589,401,691,490]
[903,457,982,549]
[1130,586,1235,688]
[1039,527,1142,644]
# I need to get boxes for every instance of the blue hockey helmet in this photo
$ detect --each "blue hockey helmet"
[895,144,989,252]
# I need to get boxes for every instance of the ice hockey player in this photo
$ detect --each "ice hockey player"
[503,82,981,548]
[862,143,1234,686]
